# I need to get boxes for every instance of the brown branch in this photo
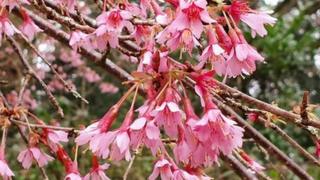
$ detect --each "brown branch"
[210,96,314,180]
[123,155,136,180]
[15,8,134,82]
[17,74,31,106]
[300,91,310,124]
[39,0,145,54]
[233,151,272,180]
[258,117,320,166]
[18,34,89,104]
[44,0,96,27]
[184,77,313,179]
[222,155,258,180]
[32,0,138,42]
[32,0,95,33]
[10,119,78,132]
[43,0,155,27]
[213,79,320,129]
[12,4,317,179]
[0,91,49,179]
[7,36,64,118]
[221,95,320,166]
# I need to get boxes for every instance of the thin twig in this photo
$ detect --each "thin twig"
[123,155,136,180]
[222,95,320,166]
[7,36,64,118]
[10,119,78,132]
[258,117,320,166]
[15,8,133,82]
[222,155,258,180]
[213,79,320,129]
[233,151,273,180]
[17,74,31,106]
[18,34,89,104]
[210,96,314,180]
[0,91,49,179]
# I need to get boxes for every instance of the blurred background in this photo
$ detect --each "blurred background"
[0,0,319,179]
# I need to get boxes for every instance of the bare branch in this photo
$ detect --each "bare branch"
[7,36,64,118]
[222,155,258,180]
[213,79,320,129]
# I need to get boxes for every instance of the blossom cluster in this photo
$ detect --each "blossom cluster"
[0,0,278,179]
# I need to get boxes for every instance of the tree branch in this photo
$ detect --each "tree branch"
[7,36,64,118]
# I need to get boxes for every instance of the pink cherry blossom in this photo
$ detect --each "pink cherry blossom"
[45,129,69,151]
[148,158,173,180]
[227,0,276,38]
[0,150,14,179]
[166,29,201,55]
[84,156,110,180]
[172,169,199,180]
[47,130,68,144]
[97,9,133,32]
[99,83,119,94]
[109,130,131,161]
[173,125,192,163]
[6,90,37,109]
[76,106,119,158]
[100,7,133,29]
[92,30,119,50]
[99,109,134,161]
[240,12,277,38]
[83,108,134,160]
[89,131,118,159]
[65,173,82,180]
[1,0,29,11]
[315,139,320,158]
[56,147,82,180]
[69,30,90,50]
[193,70,216,107]
[227,0,249,22]
[182,98,210,167]
[82,67,101,83]
[60,50,84,67]
[132,25,151,44]
[151,87,182,138]
[193,107,244,155]
[197,28,224,69]
[0,11,18,42]
[17,147,54,169]
[75,121,101,146]
[214,29,264,78]
[92,9,133,50]
[0,160,14,180]
[19,10,42,40]
[171,0,215,38]
[246,112,259,122]
[129,117,161,155]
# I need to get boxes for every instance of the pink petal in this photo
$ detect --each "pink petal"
[116,132,130,153]
[146,122,160,139]
[130,118,147,130]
